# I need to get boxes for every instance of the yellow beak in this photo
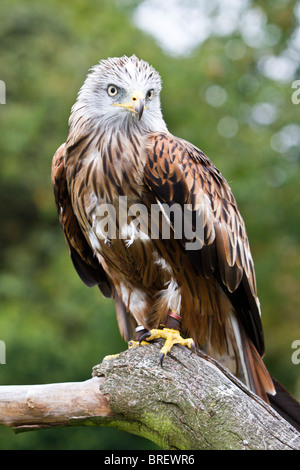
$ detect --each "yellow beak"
[113,90,146,120]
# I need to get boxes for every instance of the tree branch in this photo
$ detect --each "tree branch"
[0,342,299,450]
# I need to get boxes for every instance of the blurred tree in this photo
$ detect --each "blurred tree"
[0,0,299,449]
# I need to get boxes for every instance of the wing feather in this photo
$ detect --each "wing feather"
[51,143,112,298]
[144,133,264,355]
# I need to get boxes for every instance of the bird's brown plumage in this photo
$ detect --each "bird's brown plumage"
[52,124,274,400]
[52,58,298,418]
[52,55,300,430]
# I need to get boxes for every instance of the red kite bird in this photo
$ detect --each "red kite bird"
[52,55,299,430]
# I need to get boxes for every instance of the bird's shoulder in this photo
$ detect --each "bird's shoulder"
[144,131,237,209]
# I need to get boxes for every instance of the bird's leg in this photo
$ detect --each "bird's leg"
[139,311,195,365]
[128,325,151,348]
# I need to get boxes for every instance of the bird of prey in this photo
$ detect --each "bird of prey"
[52,55,299,428]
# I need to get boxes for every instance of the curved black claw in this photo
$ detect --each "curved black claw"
[139,331,152,344]
[159,352,166,367]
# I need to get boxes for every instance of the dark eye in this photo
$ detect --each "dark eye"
[146,89,154,100]
[107,85,118,97]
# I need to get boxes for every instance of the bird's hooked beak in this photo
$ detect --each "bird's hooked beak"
[113,90,146,120]
[131,90,145,120]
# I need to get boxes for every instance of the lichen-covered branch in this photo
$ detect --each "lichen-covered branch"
[0,342,299,449]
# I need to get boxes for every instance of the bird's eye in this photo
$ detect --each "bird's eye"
[107,85,118,97]
[146,89,154,100]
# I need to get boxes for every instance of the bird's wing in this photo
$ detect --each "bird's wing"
[144,133,264,356]
[51,143,112,298]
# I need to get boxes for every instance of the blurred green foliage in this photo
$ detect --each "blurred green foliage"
[0,0,299,449]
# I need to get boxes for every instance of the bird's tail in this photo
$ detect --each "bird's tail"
[241,328,275,401]
[234,319,300,432]
[205,314,274,399]
[268,377,300,432]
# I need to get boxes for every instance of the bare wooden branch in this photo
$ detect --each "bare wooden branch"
[0,376,114,431]
[0,342,299,449]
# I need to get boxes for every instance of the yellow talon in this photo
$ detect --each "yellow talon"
[103,353,120,361]
[128,340,149,348]
[139,327,195,365]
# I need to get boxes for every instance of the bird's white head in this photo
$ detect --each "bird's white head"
[70,55,168,135]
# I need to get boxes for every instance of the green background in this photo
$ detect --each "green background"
[0,0,299,449]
